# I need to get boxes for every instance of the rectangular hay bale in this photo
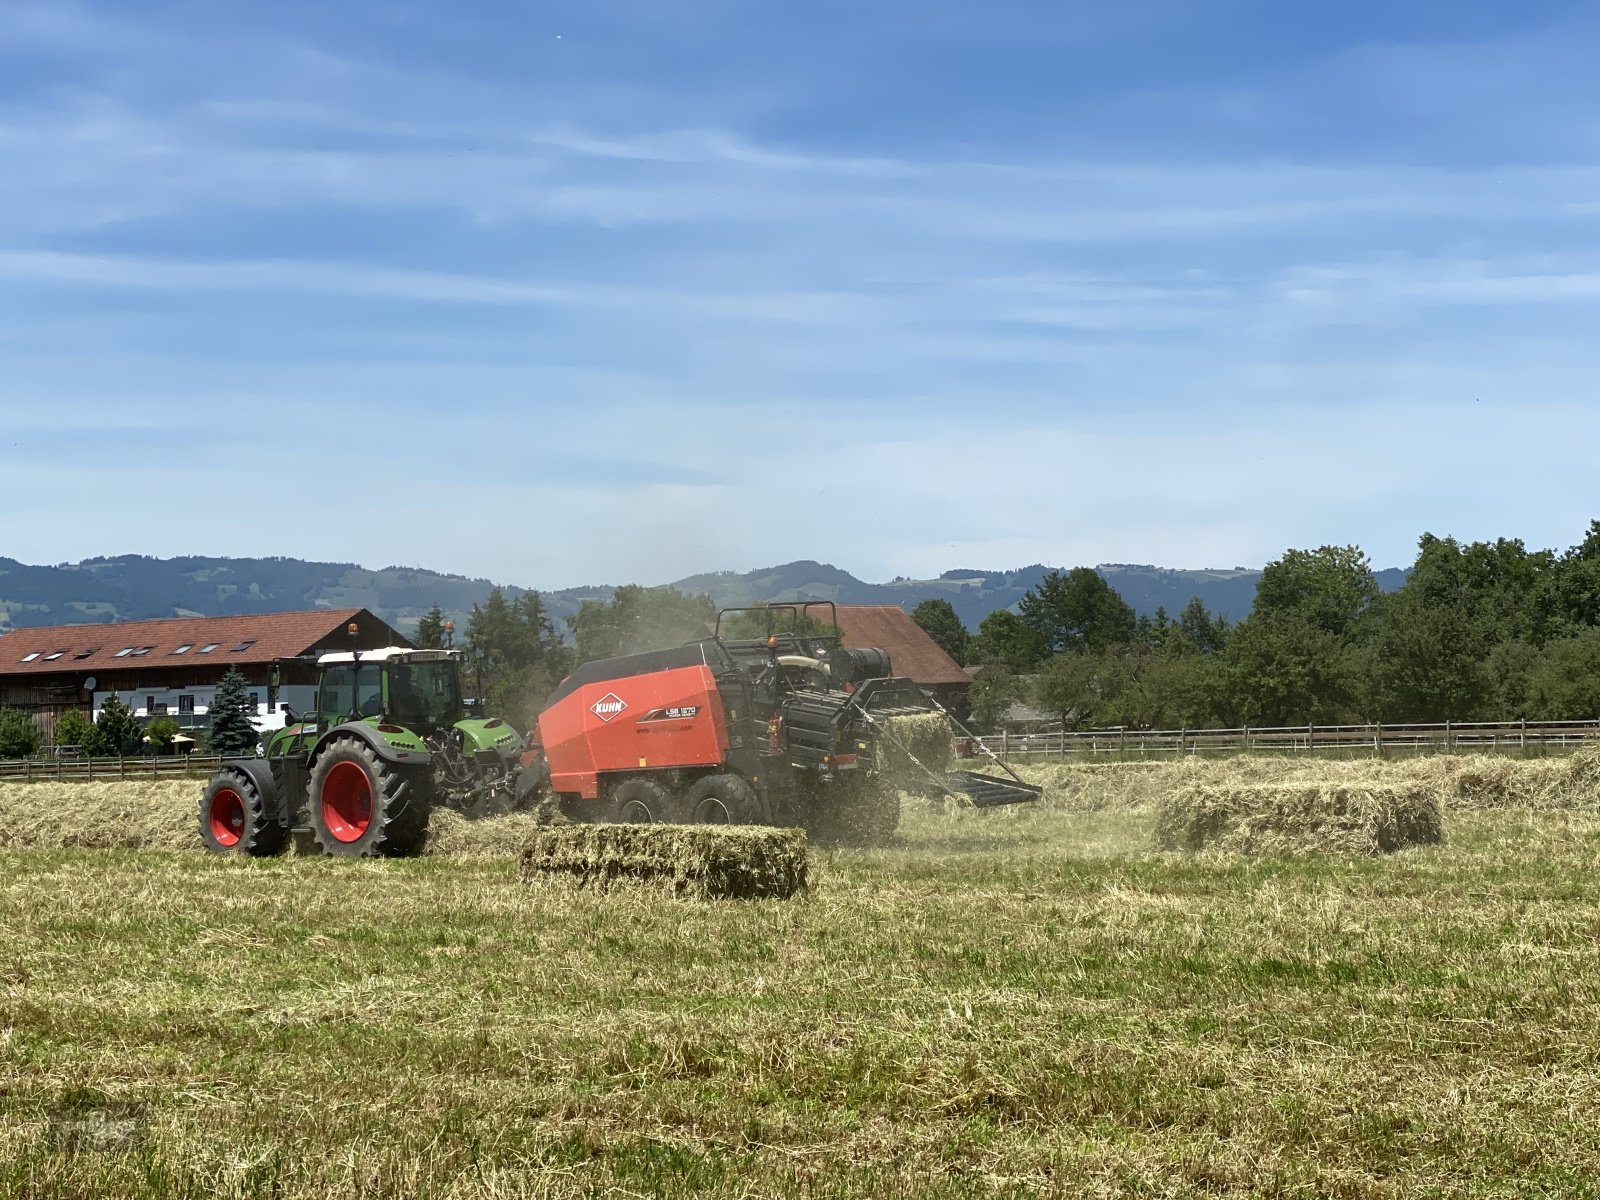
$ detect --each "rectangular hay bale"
[877,712,957,778]
[1155,782,1443,856]
[519,823,810,900]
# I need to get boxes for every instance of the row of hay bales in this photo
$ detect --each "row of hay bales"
[998,748,1600,814]
[993,748,1600,856]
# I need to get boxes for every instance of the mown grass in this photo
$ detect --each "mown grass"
[5,801,1600,1197]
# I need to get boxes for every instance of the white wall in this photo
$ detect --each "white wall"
[92,683,318,724]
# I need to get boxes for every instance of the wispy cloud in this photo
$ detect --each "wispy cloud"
[2,1,1598,585]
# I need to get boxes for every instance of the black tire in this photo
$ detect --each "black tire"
[198,769,288,857]
[307,737,430,857]
[685,773,771,826]
[607,777,676,824]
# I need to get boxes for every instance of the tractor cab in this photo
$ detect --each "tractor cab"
[309,648,464,732]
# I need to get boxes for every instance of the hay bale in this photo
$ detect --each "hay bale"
[0,781,199,850]
[1155,782,1443,856]
[520,823,809,900]
[876,712,957,780]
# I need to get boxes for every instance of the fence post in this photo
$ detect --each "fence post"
[1520,718,1526,751]
[1374,722,1381,757]
[1243,725,1249,751]
[1308,722,1315,752]
[1445,721,1452,753]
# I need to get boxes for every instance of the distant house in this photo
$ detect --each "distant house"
[825,604,971,714]
[0,608,409,745]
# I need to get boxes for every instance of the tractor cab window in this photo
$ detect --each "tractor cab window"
[388,660,462,727]
[318,664,381,720]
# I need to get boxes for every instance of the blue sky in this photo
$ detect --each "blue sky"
[2,1,1598,588]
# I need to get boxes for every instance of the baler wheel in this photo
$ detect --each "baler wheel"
[307,737,430,857]
[685,773,771,826]
[608,777,675,824]
[198,769,287,857]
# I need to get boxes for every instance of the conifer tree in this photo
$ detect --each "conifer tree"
[87,693,141,757]
[415,604,447,650]
[208,668,260,755]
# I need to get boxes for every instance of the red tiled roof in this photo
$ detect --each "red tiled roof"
[829,605,970,686]
[0,608,392,676]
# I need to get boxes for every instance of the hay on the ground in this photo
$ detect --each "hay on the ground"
[0,780,198,850]
[1155,781,1444,856]
[423,810,555,855]
[520,823,809,899]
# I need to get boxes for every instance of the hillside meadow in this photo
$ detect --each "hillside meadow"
[2,756,1600,1197]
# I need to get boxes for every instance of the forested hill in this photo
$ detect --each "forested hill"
[0,553,1405,637]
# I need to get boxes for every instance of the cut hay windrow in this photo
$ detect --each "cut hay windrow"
[0,781,198,850]
[520,823,809,900]
[1155,782,1444,856]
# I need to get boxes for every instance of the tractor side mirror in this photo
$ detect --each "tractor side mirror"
[282,706,298,724]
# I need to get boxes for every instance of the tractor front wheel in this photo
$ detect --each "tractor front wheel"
[685,773,770,826]
[198,769,287,856]
[307,738,430,857]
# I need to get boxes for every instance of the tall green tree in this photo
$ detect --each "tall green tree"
[464,587,575,732]
[52,709,94,751]
[1217,614,1359,727]
[1018,568,1137,655]
[1252,545,1379,638]
[909,598,969,664]
[0,709,41,759]
[569,585,715,664]
[1527,629,1600,719]
[969,609,1047,673]
[207,668,260,755]
[967,667,1022,731]
[1175,596,1230,655]
[414,604,447,650]
[1366,590,1488,722]
[1031,652,1106,730]
[88,693,143,757]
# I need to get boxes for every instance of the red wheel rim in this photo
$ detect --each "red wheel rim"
[321,761,374,843]
[209,787,246,847]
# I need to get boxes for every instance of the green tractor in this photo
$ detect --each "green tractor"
[199,647,525,857]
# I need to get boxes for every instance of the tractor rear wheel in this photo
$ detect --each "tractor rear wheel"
[307,738,430,857]
[607,777,676,823]
[198,769,287,856]
[685,773,770,826]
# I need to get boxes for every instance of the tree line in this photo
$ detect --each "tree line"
[911,523,1600,731]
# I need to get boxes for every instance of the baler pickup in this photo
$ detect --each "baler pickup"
[945,769,1044,808]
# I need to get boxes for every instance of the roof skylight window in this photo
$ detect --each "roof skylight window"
[171,644,193,655]
[231,640,257,653]
[113,647,136,658]
[73,648,99,659]
[43,650,65,661]
[20,652,40,662]
[198,643,220,653]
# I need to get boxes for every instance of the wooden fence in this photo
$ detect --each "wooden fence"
[973,719,1600,758]
[0,754,224,782]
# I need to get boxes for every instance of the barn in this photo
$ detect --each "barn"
[0,608,409,746]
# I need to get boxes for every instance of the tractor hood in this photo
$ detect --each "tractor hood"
[454,718,524,758]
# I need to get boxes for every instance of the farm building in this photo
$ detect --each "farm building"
[0,608,410,745]
[825,605,971,714]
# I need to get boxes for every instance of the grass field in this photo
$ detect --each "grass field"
[5,770,1600,1197]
